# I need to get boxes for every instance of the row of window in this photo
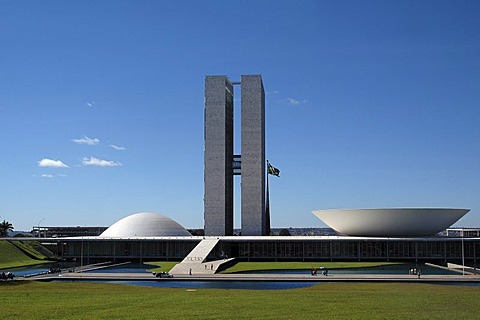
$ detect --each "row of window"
[63,241,197,258]
[60,240,480,260]
[216,241,479,259]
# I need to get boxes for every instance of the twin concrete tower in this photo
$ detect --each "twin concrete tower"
[204,75,267,236]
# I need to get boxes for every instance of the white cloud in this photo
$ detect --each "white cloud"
[110,144,126,151]
[38,158,69,168]
[40,173,67,178]
[286,98,308,105]
[82,157,122,167]
[266,90,279,95]
[72,136,100,145]
[86,101,96,107]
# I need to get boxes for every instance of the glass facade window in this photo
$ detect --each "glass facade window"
[446,242,462,258]
[59,238,479,263]
[332,242,358,258]
[416,242,444,258]
[360,242,386,258]
[389,242,415,258]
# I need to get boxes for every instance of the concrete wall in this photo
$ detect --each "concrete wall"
[204,76,234,236]
[241,75,266,236]
[49,237,480,264]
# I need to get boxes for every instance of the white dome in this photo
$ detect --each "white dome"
[100,212,191,237]
[312,208,469,237]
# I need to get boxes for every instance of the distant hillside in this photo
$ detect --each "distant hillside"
[0,240,56,270]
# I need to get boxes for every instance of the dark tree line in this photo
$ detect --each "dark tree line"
[0,220,14,237]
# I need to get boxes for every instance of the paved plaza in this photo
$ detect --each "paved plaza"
[26,270,480,284]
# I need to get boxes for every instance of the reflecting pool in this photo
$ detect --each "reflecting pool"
[237,264,460,276]
[90,280,317,290]
[85,263,157,274]
[2,264,55,277]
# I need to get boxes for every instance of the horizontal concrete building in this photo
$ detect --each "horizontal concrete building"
[32,236,480,266]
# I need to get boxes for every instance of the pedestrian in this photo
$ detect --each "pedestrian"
[189,268,192,275]
[417,269,421,279]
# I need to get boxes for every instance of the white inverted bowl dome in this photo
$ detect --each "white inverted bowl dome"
[100,212,191,237]
[312,208,469,237]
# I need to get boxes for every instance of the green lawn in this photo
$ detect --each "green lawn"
[146,261,400,274]
[1,281,479,319]
[11,240,55,260]
[220,261,401,273]
[0,240,52,269]
[146,261,400,273]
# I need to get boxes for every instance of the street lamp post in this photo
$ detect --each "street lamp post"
[38,218,45,238]
[461,229,465,276]
[80,237,84,274]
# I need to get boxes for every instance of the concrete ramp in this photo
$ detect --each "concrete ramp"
[170,238,234,275]
[169,258,235,275]
[447,263,478,275]
[181,238,219,263]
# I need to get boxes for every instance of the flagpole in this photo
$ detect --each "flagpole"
[266,162,271,236]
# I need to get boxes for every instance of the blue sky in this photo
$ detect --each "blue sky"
[1,1,479,231]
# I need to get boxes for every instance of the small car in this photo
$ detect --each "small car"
[153,271,173,278]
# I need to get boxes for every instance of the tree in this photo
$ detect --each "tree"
[187,229,205,236]
[279,228,291,236]
[0,220,14,237]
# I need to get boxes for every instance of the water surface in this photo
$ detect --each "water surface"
[98,280,316,290]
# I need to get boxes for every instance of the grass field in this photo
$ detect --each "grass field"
[1,281,479,319]
[0,240,52,269]
[146,261,179,272]
[220,261,402,273]
[147,261,400,274]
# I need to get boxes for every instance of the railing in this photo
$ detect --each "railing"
[184,256,203,262]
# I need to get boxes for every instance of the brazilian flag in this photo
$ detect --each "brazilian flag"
[267,162,280,177]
